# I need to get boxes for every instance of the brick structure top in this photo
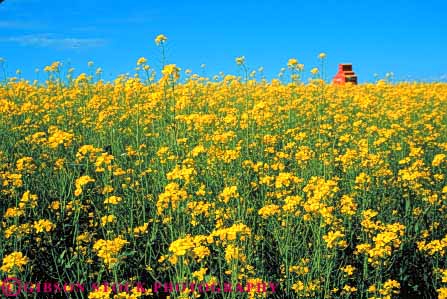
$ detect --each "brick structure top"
[333,63,358,85]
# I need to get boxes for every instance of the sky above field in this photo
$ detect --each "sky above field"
[0,0,446,83]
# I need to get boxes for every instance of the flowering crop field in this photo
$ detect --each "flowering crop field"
[1,57,447,299]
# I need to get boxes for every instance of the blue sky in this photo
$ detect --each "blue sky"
[0,0,446,83]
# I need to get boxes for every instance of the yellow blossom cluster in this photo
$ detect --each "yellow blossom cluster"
[0,252,29,273]
[93,237,128,269]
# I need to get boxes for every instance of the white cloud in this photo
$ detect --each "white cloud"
[0,34,106,49]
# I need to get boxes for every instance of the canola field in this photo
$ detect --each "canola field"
[1,54,447,299]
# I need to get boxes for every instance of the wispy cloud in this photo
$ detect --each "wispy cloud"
[0,34,107,49]
[0,20,41,29]
[70,12,159,34]
[103,14,159,25]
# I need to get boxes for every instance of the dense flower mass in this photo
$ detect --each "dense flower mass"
[0,252,29,273]
[161,64,180,82]
[93,237,128,269]
[0,57,447,298]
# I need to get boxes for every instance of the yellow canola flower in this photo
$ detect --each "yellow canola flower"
[1,251,29,273]
[258,204,281,219]
[155,34,167,45]
[74,175,95,196]
[433,153,446,167]
[161,64,180,82]
[93,237,128,269]
[104,195,122,205]
[323,230,346,249]
[439,287,447,299]
[101,215,116,226]
[136,57,147,66]
[235,56,245,65]
[88,285,112,299]
[225,244,246,263]
[168,234,210,264]
[169,235,196,256]
[33,219,56,233]
[192,267,208,281]
[287,58,298,68]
